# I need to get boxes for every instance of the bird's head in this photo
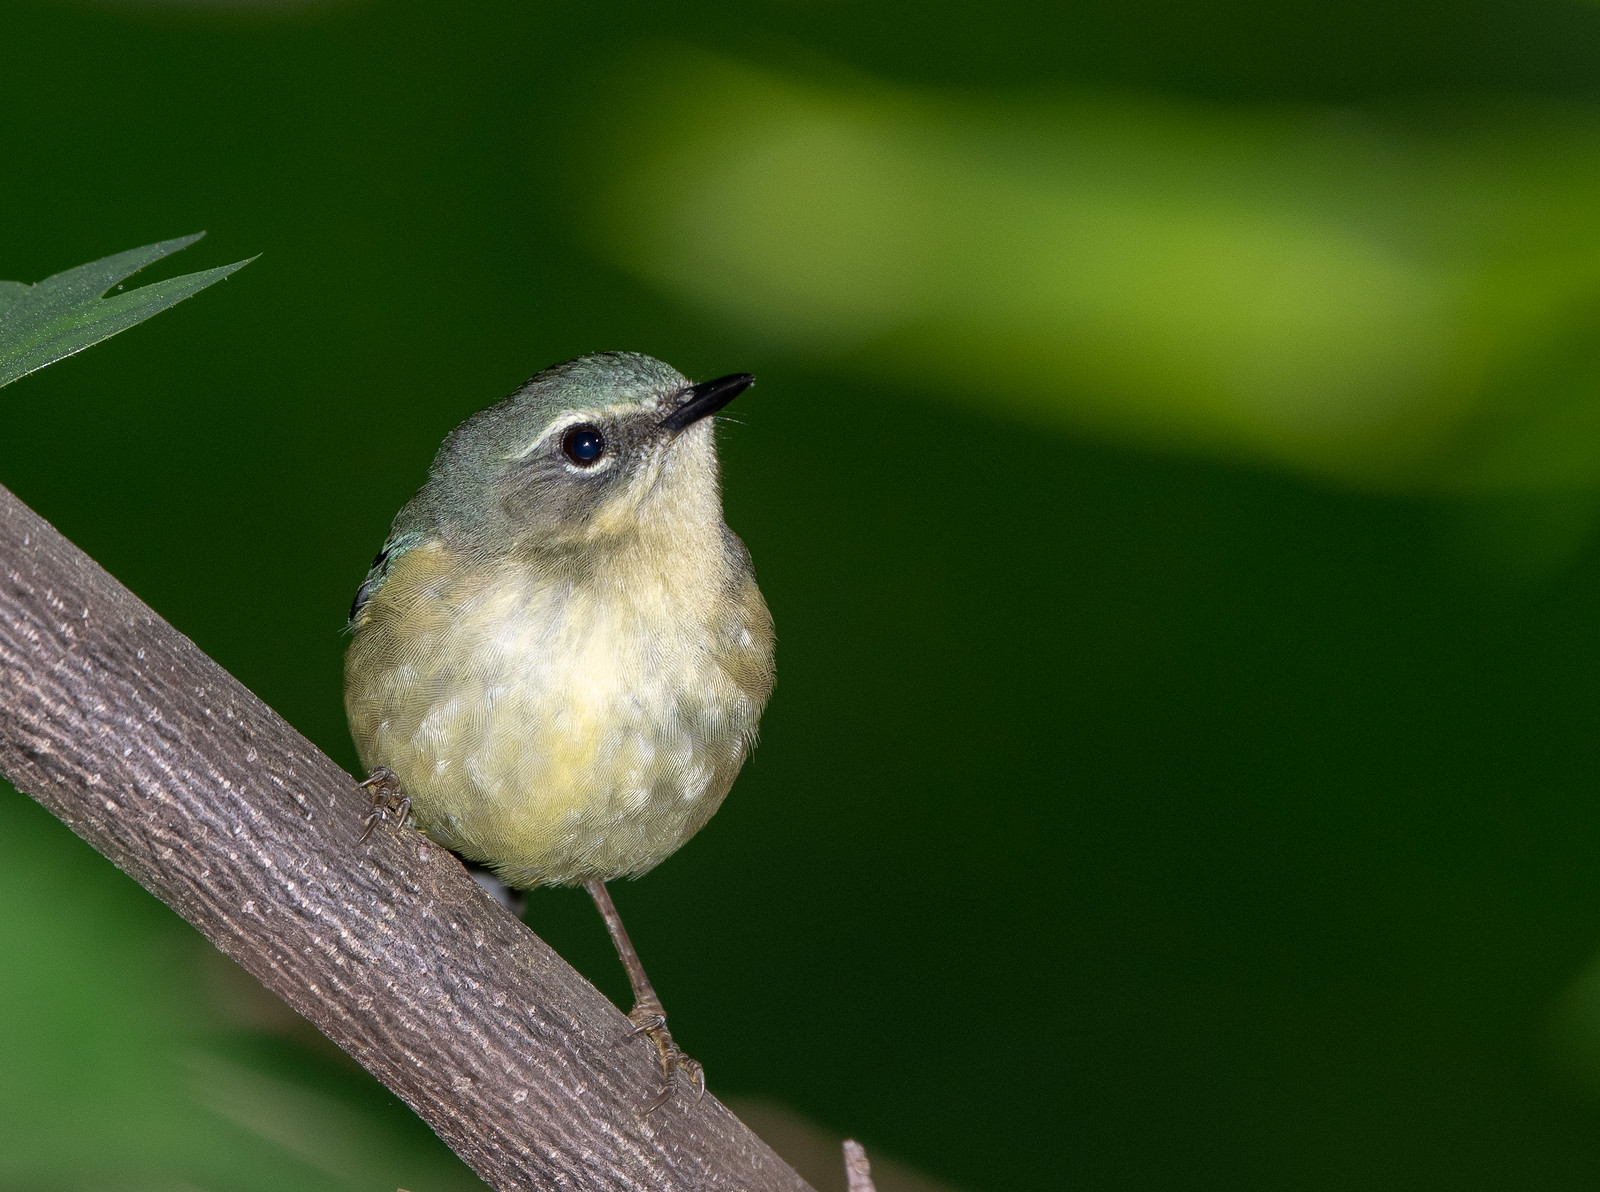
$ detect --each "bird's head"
[415,352,753,557]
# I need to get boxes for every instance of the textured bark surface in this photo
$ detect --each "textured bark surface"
[0,482,812,1192]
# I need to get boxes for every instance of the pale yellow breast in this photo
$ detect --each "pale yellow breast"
[344,539,773,886]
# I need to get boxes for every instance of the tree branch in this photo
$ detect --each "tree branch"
[0,481,813,1192]
[843,1140,877,1192]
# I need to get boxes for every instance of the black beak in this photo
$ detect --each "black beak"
[660,373,754,432]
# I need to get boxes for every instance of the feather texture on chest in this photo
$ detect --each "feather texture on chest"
[345,532,773,886]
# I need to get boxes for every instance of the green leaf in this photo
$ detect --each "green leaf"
[0,233,255,390]
[0,282,26,321]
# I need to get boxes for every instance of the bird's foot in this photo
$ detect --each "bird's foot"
[626,1000,704,1112]
[357,767,411,843]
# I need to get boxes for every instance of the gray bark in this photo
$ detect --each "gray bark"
[0,482,813,1192]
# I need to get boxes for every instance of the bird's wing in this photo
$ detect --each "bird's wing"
[348,532,425,628]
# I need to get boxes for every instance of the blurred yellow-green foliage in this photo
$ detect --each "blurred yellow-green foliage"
[11,1,1600,1190]
[589,51,1600,493]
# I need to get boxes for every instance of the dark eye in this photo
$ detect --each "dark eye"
[561,425,606,467]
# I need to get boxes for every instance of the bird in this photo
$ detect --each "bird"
[343,351,775,1103]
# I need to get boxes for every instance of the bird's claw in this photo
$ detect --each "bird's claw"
[624,1011,666,1038]
[625,1002,705,1111]
[357,767,411,843]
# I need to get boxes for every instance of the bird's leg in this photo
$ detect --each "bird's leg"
[585,879,704,1108]
[357,766,411,843]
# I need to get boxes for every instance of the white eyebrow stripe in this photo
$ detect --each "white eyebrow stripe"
[506,404,642,461]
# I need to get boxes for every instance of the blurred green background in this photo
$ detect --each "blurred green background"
[10,0,1600,1188]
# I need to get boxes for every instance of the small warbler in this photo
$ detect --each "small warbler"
[344,352,775,1100]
